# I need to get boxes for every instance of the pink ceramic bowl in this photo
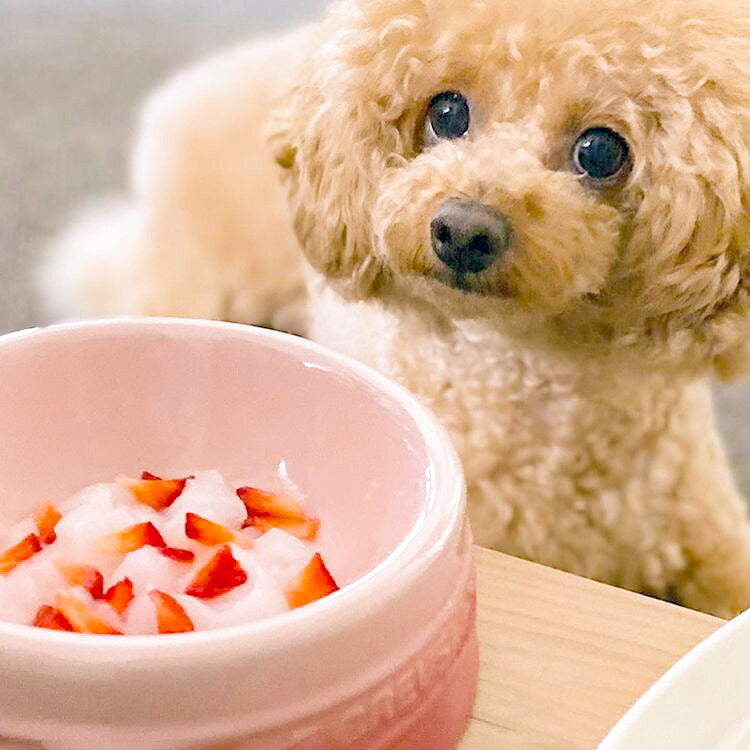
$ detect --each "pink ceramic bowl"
[0,319,477,750]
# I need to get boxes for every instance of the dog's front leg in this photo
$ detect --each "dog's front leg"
[660,420,750,618]
[668,494,750,619]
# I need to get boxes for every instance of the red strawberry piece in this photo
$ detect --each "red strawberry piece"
[56,591,123,635]
[0,534,42,575]
[103,578,134,615]
[117,474,191,512]
[236,487,319,540]
[246,516,320,541]
[185,513,252,549]
[286,553,339,609]
[185,545,248,599]
[149,590,195,634]
[34,503,62,545]
[160,546,195,563]
[236,487,308,521]
[55,562,105,599]
[33,605,74,631]
[98,522,166,554]
[185,513,234,545]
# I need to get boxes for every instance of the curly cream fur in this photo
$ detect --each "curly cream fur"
[41,0,750,616]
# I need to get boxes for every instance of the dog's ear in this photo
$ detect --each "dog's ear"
[621,24,750,382]
[266,18,391,301]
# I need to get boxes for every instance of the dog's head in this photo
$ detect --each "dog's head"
[271,0,750,374]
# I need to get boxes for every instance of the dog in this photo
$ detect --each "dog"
[40,0,750,617]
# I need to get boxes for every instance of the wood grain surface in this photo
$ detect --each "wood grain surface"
[459,547,724,749]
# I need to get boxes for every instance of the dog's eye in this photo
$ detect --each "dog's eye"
[572,127,630,182]
[425,91,470,142]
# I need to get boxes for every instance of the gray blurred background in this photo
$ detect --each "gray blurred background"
[1,0,749,493]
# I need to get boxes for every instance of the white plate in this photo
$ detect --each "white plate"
[599,607,750,749]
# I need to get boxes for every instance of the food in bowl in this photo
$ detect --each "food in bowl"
[0,319,476,750]
[0,469,338,634]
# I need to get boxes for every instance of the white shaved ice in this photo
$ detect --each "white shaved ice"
[0,471,324,634]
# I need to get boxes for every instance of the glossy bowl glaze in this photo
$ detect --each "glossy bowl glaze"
[0,319,477,750]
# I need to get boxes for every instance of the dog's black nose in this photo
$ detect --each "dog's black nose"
[431,199,512,274]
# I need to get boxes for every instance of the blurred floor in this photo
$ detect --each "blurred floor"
[0,0,748,494]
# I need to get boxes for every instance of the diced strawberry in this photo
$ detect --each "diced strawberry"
[149,590,195,634]
[117,474,191,512]
[56,591,123,635]
[184,513,252,549]
[185,512,234,545]
[245,515,320,541]
[103,578,134,615]
[0,534,42,575]
[32,605,74,631]
[236,486,308,521]
[286,553,339,609]
[160,546,195,563]
[185,545,248,599]
[236,487,319,540]
[55,562,105,599]
[98,522,166,554]
[34,503,62,545]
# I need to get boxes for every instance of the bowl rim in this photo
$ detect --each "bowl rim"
[0,317,466,659]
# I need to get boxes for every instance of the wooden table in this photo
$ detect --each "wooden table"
[459,547,724,749]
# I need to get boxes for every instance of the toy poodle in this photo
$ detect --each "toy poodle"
[40,0,750,617]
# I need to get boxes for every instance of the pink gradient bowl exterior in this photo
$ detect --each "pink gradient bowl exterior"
[0,319,478,750]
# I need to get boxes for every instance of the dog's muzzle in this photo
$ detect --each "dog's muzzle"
[430,199,512,274]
